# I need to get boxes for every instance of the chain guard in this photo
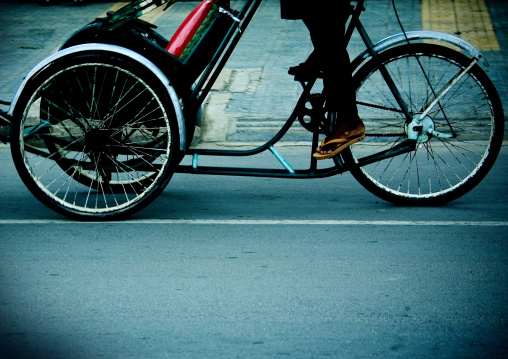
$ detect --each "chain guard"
[298,93,329,134]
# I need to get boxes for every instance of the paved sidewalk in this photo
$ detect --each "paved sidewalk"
[0,0,506,144]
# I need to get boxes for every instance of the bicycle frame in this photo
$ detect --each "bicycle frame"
[175,0,418,179]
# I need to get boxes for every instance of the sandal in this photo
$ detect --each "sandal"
[313,133,366,160]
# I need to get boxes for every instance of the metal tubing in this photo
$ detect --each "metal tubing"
[189,77,316,157]
[185,0,261,111]
[345,0,365,44]
[354,139,416,167]
[175,141,416,179]
[176,164,344,179]
[269,146,295,175]
[418,58,478,121]
[356,20,413,122]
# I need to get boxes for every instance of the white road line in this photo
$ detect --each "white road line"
[0,219,507,226]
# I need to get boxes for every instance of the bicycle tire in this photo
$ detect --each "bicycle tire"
[10,52,181,220]
[343,43,504,205]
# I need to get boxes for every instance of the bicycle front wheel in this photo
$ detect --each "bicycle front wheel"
[10,52,181,220]
[346,44,504,205]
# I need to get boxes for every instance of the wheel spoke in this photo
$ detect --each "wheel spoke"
[14,57,176,219]
[349,44,502,203]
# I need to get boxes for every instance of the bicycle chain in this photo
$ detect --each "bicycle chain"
[356,101,404,114]
[298,97,406,136]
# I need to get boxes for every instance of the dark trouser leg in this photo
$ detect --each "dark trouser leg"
[302,4,358,126]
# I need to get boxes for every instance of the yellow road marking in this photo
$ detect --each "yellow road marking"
[421,0,500,51]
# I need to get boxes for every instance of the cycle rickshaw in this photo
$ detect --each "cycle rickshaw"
[0,0,504,220]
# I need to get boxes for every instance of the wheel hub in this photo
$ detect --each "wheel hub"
[85,128,112,152]
[405,114,435,143]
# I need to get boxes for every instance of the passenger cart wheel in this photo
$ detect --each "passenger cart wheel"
[10,53,181,220]
[345,44,504,204]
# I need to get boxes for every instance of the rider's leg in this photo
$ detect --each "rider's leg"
[300,4,365,155]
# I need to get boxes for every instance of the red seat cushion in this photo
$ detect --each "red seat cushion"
[166,0,218,60]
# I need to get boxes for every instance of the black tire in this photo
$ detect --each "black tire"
[344,44,504,205]
[10,52,182,220]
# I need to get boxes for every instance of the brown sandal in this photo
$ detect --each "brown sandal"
[313,133,366,160]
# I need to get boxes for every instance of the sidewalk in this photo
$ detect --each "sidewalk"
[204,0,508,144]
[0,0,506,145]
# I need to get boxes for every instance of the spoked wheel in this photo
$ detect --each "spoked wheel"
[344,44,504,205]
[10,52,182,220]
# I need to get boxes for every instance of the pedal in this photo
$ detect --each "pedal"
[288,64,323,82]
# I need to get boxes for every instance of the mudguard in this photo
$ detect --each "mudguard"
[8,43,187,151]
[352,30,488,70]
[59,20,192,93]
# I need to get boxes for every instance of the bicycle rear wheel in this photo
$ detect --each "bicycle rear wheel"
[10,52,181,220]
[345,44,504,205]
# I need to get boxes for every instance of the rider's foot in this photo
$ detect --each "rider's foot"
[313,116,365,159]
[288,62,322,79]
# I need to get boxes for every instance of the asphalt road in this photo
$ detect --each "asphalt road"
[1,0,508,357]
[1,145,507,358]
